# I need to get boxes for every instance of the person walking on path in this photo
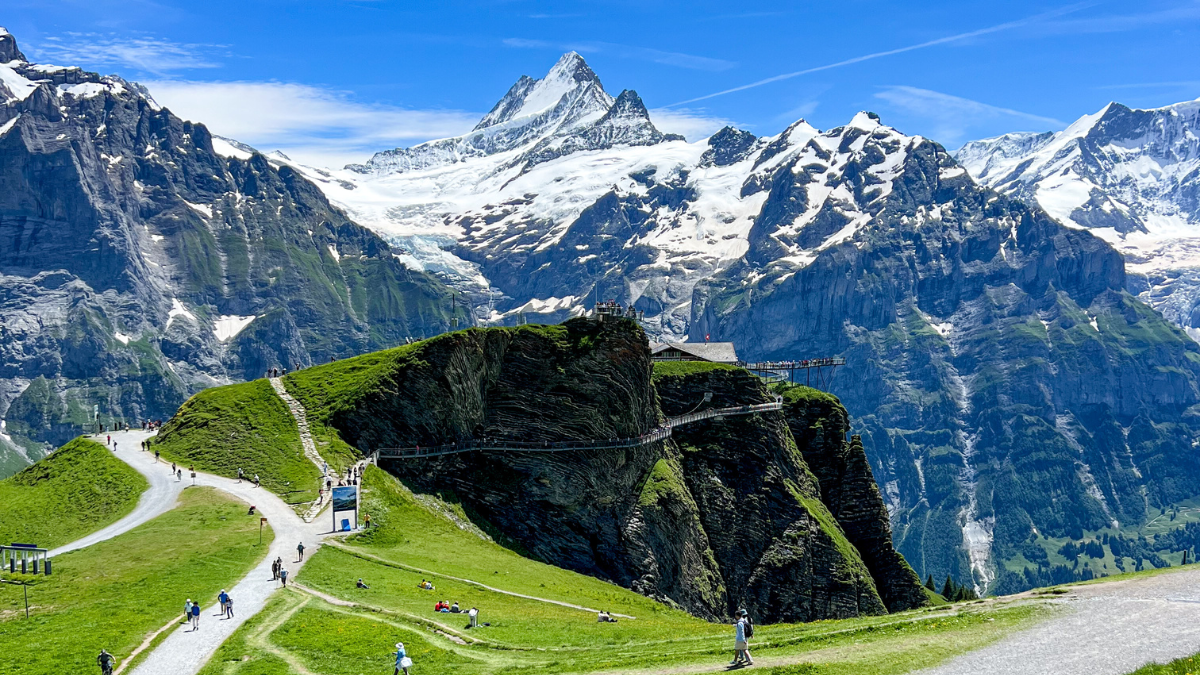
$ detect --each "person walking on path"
[279,566,288,588]
[253,474,261,488]
[237,467,244,483]
[271,558,280,580]
[184,599,192,625]
[224,594,234,619]
[191,601,201,631]
[177,468,182,481]
[297,542,305,562]
[468,607,479,628]
[394,642,412,675]
[97,649,115,675]
[154,449,160,463]
[731,608,753,666]
[218,590,228,616]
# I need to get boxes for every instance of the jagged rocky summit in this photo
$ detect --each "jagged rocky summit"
[0,28,467,474]
[957,99,1200,340]
[283,54,1200,596]
[270,317,927,621]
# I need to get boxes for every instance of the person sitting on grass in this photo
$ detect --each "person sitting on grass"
[435,600,446,612]
[598,610,618,623]
[357,578,370,589]
[450,601,461,613]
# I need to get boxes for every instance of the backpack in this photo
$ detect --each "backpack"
[743,618,754,638]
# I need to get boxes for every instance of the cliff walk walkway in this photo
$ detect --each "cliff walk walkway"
[375,399,783,460]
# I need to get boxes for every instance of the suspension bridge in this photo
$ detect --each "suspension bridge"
[375,399,783,460]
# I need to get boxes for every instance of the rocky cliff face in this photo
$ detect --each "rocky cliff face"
[957,99,1200,342]
[777,385,928,612]
[654,366,889,621]
[690,125,1200,594]
[285,318,914,621]
[0,29,466,473]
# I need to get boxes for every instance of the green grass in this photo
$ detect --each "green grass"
[194,466,1045,675]
[0,437,147,549]
[1126,653,1200,675]
[154,379,321,507]
[0,487,273,675]
[651,360,741,381]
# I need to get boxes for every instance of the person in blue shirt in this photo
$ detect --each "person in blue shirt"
[731,608,753,666]
[218,590,228,616]
[393,642,412,675]
[191,602,201,631]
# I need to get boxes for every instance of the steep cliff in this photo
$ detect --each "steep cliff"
[280,319,910,622]
[777,384,928,612]
[653,364,888,621]
[0,29,466,473]
[691,123,1200,593]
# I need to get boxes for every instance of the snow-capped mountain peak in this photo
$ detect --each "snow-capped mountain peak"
[474,51,605,131]
[957,96,1200,337]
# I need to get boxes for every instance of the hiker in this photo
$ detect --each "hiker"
[248,505,256,515]
[155,449,160,463]
[171,462,176,474]
[184,599,193,624]
[450,601,460,613]
[280,566,288,587]
[177,468,183,481]
[225,594,234,619]
[106,434,111,445]
[394,642,412,675]
[468,606,479,628]
[357,578,370,589]
[364,513,372,527]
[113,441,118,452]
[731,608,753,666]
[272,558,280,580]
[97,649,115,675]
[297,541,305,562]
[254,474,261,488]
[218,589,228,615]
[238,467,244,483]
[191,601,201,630]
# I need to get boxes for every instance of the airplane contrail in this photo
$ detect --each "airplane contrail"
[665,2,1096,107]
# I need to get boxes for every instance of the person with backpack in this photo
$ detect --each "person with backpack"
[394,642,412,675]
[731,608,753,666]
[97,649,115,675]
[297,541,305,562]
[280,566,289,587]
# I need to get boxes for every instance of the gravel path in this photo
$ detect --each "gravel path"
[268,377,328,522]
[916,567,1200,675]
[49,431,183,557]
[49,430,333,675]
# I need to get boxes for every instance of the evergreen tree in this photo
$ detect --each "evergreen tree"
[942,575,956,599]
[925,574,936,592]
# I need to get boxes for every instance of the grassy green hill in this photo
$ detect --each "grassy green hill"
[0,437,147,550]
[199,466,1041,675]
[154,379,327,508]
[0,487,272,675]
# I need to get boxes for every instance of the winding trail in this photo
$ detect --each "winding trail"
[62,430,332,675]
[268,376,328,522]
[915,567,1200,675]
[48,432,183,557]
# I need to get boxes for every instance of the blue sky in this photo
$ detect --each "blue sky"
[6,0,1199,166]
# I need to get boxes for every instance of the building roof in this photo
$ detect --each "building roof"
[650,342,739,363]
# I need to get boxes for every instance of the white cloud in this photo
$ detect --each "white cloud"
[144,80,481,168]
[31,33,224,75]
[873,86,1064,147]
[502,38,735,72]
[648,108,737,141]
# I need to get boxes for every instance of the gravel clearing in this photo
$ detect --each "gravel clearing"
[916,568,1200,675]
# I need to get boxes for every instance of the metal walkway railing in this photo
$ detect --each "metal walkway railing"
[376,399,782,460]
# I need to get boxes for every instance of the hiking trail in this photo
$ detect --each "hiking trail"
[269,376,328,522]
